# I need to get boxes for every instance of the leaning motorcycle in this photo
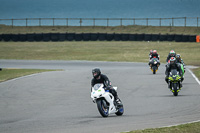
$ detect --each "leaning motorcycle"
[168,69,182,96]
[149,57,160,74]
[91,84,124,117]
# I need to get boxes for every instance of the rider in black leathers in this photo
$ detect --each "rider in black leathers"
[91,68,121,105]
[166,50,176,63]
[149,50,160,66]
[165,57,183,88]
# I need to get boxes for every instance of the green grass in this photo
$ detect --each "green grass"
[0,25,200,35]
[124,121,200,133]
[0,41,200,66]
[0,68,56,82]
[192,67,200,81]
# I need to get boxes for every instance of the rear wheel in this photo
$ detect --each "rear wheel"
[97,99,109,117]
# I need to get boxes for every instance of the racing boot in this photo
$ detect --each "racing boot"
[115,96,122,107]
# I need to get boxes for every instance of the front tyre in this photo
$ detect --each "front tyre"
[152,66,157,74]
[172,83,178,96]
[96,99,109,117]
[115,105,124,116]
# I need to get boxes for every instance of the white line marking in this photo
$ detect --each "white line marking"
[187,68,200,85]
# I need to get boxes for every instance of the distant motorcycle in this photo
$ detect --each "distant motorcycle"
[149,57,160,74]
[168,69,182,96]
[91,84,124,117]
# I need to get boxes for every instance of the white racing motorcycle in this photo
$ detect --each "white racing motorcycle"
[91,83,124,117]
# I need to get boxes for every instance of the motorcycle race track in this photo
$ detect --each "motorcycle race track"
[0,60,200,133]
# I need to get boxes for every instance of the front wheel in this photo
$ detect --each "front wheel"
[115,105,124,116]
[96,99,109,117]
[172,83,178,96]
[152,66,157,74]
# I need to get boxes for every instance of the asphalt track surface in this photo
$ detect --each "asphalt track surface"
[0,60,200,133]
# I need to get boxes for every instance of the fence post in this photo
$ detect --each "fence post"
[53,18,55,26]
[93,18,95,27]
[39,18,41,26]
[26,18,28,27]
[107,18,109,27]
[146,18,148,26]
[133,18,135,25]
[12,19,14,28]
[172,18,174,26]
[184,17,186,27]
[197,17,199,27]
[66,18,68,27]
[80,18,82,27]
[159,18,161,26]
[120,18,122,26]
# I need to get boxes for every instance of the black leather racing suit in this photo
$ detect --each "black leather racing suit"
[91,74,118,99]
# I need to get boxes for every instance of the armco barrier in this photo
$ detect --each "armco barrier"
[0,33,197,42]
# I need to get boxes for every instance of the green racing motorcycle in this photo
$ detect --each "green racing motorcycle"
[168,67,184,96]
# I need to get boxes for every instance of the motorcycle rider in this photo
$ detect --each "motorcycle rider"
[176,54,185,81]
[149,50,160,67]
[91,68,121,105]
[149,49,153,60]
[176,54,185,69]
[165,57,183,88]
[166,50,176,63]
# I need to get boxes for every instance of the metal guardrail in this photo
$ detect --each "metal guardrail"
[0,17,199,27]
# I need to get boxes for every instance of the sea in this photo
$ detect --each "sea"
[0,0,200,26]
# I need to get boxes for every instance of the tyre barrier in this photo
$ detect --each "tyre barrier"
[43,33,51,42]
[0,33,197,42]
[51,33,59,41]
[144,34,152,41]
[107,33,114,41]
[59,33,66,41]
[129,34,137,41]
[137,34,145,41]
[82,33,91,41]
[113,33,121,41]
[99,33,107,41]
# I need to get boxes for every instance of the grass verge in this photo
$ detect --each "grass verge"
[0,68,56,82]
[124,121,200,133]
[0,41,200,66]
[0,25,200,35]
